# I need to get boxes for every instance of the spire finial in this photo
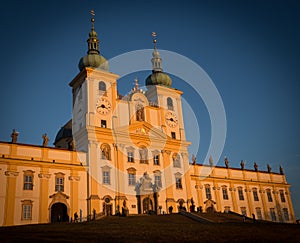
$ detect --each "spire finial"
[151,31,163,72]
[152,32,157,49]
[90,9,95,29]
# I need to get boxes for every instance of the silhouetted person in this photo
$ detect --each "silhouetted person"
[169,206,173,214]
[252,213,256,223]
[74,212,78,222]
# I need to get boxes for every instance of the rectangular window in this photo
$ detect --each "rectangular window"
[55,177,64,192]
[128,173,136,186]
[266,190,273,202]
[153,155,160,165]
[222,187,229,200]
[253,189,259,201]
[154,175,162,188]
[175,177,182,189]
[238,188,244,200]
[205,186,211,199]
[256,207,262,220]
[103,171,110,184]
[270,208,276,221]
[127,151,134,162]
[101,120,107,128]
[22,204,32,220]
[280,190,286,202]
[171,132,176,139]
[283,208,289,221]
[241,207,247,216]
[24,175,33,190]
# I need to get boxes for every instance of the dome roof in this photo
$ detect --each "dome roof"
[78,54,109,71]
[54,120,72,145]
[145,71,172,87]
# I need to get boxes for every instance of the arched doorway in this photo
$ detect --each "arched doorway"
[51,203,69,223]
[143,197,153,213]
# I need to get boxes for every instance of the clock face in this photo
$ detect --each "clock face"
[96,98,111,115]
[165,111,178,127]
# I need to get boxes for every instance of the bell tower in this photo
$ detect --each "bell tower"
[70,10,119,217]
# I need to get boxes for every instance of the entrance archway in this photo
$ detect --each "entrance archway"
[51,203,69,223]
[142,197,153,213]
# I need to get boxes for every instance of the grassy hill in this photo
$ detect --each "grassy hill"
[0,214,299,242]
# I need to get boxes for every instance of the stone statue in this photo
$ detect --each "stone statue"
[224,157,229,168]
[122,200,129,216]
[102,145,110,160]
[279,165,284,175]
[11,129,19,143]
[68,139,76,151]
[140,172,152,191]
[209,155,214,166]
[42,133,49,147]
[136,104,145,121]
[139,148,147,161]
[192,154,196,165]
[267,164,271,173]
[240,160,245,170]
[254,162,258,172]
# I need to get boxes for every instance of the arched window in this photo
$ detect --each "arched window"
[222,186,229,200]
[252,188,259,201]
[205,184,212,199]
[167,97,174,110]
[101,144,111,160]
[99,81,106,91]
[172,153,181,168]
[266,189,273,202]
[136,104,145,121]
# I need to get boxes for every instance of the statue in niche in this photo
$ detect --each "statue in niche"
[102,145,110,160]
[11,129,19,143]
[224,157,229,168]
[240,160,245,170]
[136,104,145,121]
[267,164,272,173]
[68,139,76,151]
[192,154,196,165]
[42,133,49,147]
[254,162,258,172]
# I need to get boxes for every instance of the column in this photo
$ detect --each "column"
[69,172,80,219]
[229,182,238,213]
[245,184,253,216]
[3,169,19,226]
[38,171,51,223]
[258,185,268,220]
[213,181,221,211]
[162,150,174,209]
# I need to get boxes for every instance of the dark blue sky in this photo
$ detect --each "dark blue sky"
[0,0,299,218]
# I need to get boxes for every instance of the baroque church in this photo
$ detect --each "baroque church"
[0,14,295,226]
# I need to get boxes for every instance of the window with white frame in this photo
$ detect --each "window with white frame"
[153,154,160,165]
[21,200,33,220]
[256,207,262,220]
[253,188,259,201]
[127,167,136,186]
[23,170,34,190]
[175,173,182,189]
[222,186,229,200]
[154,170,162,188]
[55,173,64,192]
[238,187,244,200]
[102,166,111,185]
[279,190,286,203]
[270,208,276,221]
[127,151,134,162]
[266,189,273,202]
[205,184,211,199]
[283,208,289,221]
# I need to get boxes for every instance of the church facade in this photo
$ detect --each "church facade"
[0,15,295,226]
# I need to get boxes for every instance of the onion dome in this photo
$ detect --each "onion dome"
[145,32,172,87]
[78,10,109,71]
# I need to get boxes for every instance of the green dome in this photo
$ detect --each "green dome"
[146,71,172,87]
[78,54,109,71]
